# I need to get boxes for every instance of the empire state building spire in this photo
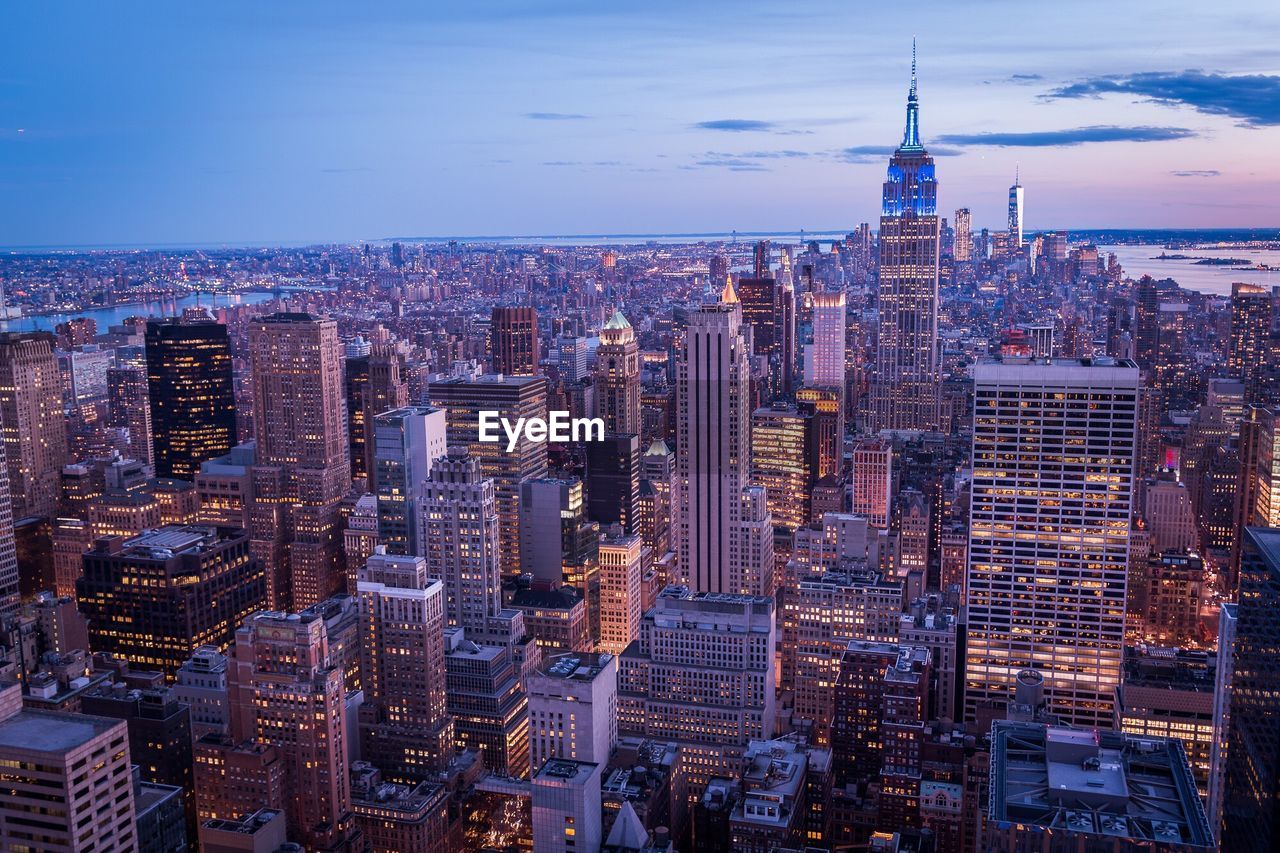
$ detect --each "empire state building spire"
[902,37,922,150]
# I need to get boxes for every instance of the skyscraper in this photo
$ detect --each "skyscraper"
[357,550,454,781]
[738,274,796,397]
[490,305,540,376]
[597,532,643,655]
[0,441,19,617]
[953,207,971,262]
[422,448,502,634]
[107,364,153,467]
[965,357,1139,728]
[1007,168,1024,248]
[595,309,641,435]
[248,312,351,610]
[751,403,813,531]
[227,610,358,850]
[371,405,446,556]
[429,370,549,572]
[869,46,942,433]
[0,331,67,519]
[346,344,410,483]
[851,439,893,529]
[677,280,774,595]
[803,291,846,392]
[1222,528,1280,850]
[1229,283,1275,404]
[145,318,236,482]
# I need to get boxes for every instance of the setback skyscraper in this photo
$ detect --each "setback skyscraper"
[869,47,942,432]
[0,331,68,519]
[248,312,351,610]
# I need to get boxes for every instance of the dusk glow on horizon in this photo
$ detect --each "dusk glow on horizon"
[3,0,1280,247]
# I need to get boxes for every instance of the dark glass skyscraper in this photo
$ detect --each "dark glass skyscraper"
[146,318,237,481]
[869,43,942,432]
[1222,526,1280,850]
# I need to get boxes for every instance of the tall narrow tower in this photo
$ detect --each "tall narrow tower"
[594,309,641,435]
[1008,168,1024,248]
[677,279,773,595]
[870,43,942,433]
[248,312,351,610]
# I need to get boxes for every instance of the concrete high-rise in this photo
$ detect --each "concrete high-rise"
[490,305,540,376]
[953,207,971,262]
[248,312,351,610]
[803,291,846,392]
[421,448,502,634]
[429,369,549,572]
[851,439,893,529]
[677,280,774,595]
[528,651,617,770]
[597,532,643,655]
[869,47,942,433]
[751,403,813,531]
[0,331,67,519]
[371,405,446,556]
[0,683,139,852]
[965,357,1139,728]
[738,274,796,397]
[145,318,236,482]
[357,550,454,781]
[617,586,776,794]
[595,309,641,435]
[227,610,358,851]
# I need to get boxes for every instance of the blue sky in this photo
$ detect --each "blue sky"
[2,1,1278,247]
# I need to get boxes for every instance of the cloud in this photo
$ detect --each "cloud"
[694,119,776,132]
[694,158,771,171]
[838,144,963,163]
[524,112,589,121]
[1170,169,1220,177]
[935,125,1195,147]
[1010,73,1044,82]
[706,150,810,160]
[1045,70,1280,127]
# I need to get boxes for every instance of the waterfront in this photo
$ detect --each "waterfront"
[1102,244,1280,297]
[0,291,278,333]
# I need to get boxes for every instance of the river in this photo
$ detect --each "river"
[0,291,279,333]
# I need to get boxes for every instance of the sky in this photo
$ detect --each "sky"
[2,0,1279,247]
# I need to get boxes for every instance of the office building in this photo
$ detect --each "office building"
[532,759,602,853]
[1007,170,1024,248]
[851,439,893,529]
[249,312,351,610]
[803,291,846,392]
[145,318,236,481]
[349,762,456,852]
[737,273,796,397]
[1222,528,1280,850]
[0,331,67,519]
[586,432,641,534]
[345,344,409,482]
[598,532,644,655]
[174,645,230,737]
[357,550,454,781]
[371,405,446,556]
[953,208,971,262]
[226,610,358,850]
[751,403,813,532]
[491,305,540,376]
[677,281,774,595]
[444,628,530,776]
[77,526,266,678]
[430,370,549,572]
[596,309,641,435]
[965,357,1139,728]
[107,365,153,467]
[1229,283,1275,404]
[869,50,942,432]
[988,722,1212,852]
[0,685,138,852]
[422,448,502,634]
[528,651,618,770]
[617,586,776,794]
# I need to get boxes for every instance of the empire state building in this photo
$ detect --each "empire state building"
[869,44,942,433]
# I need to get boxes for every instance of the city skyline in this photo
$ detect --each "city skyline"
[4,1,1280,248]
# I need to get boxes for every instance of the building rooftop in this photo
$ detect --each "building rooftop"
[537,651,614,682]
[0,709,122,753]
[990,722,1212,848]
[536,758,599,786]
